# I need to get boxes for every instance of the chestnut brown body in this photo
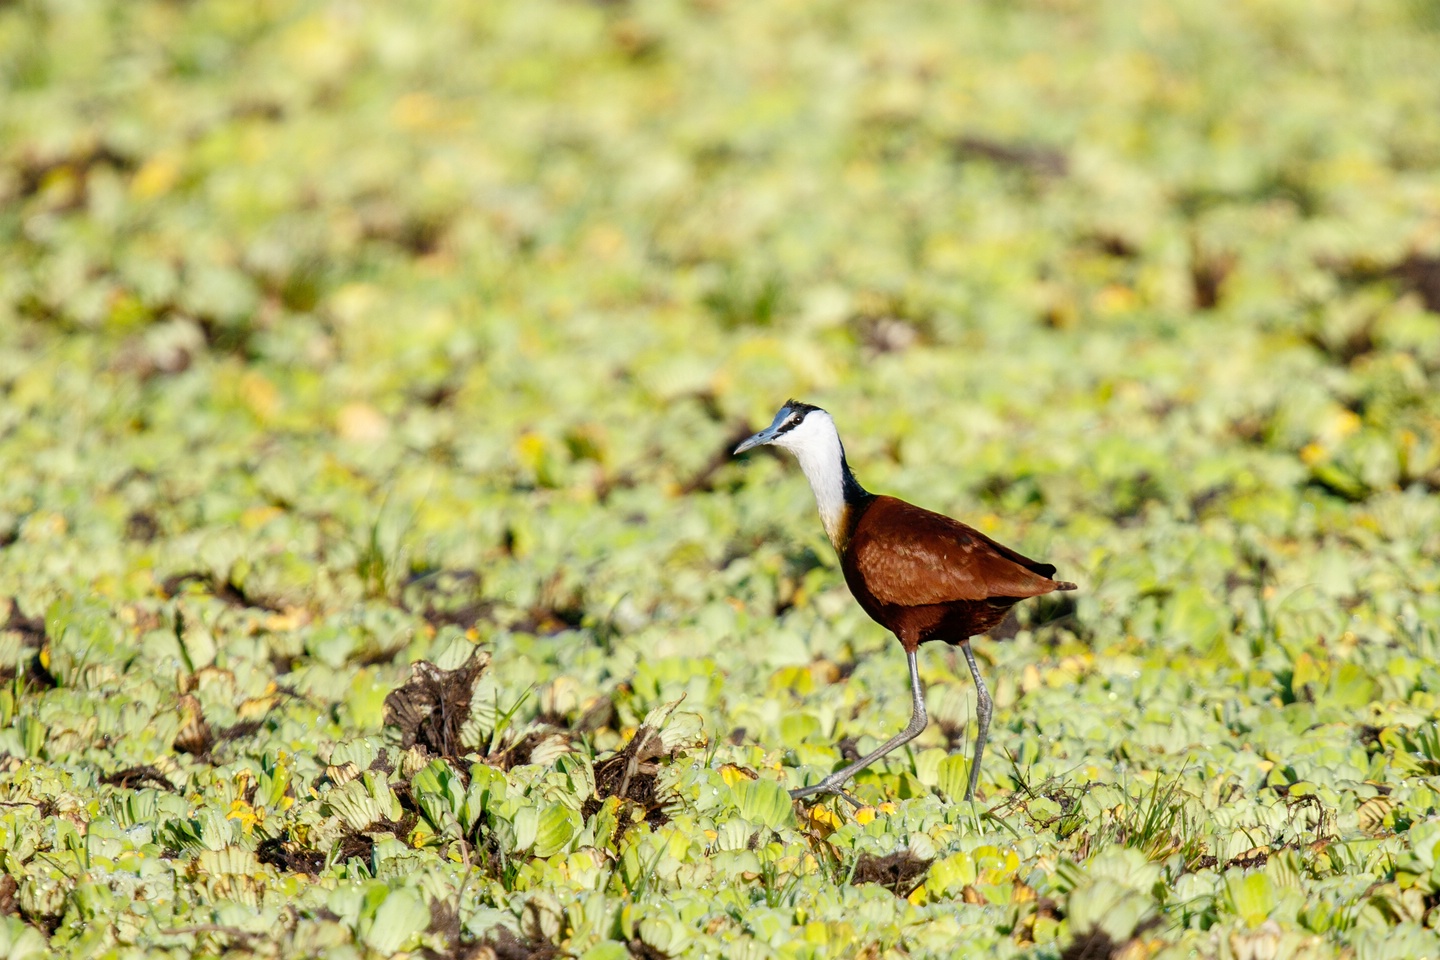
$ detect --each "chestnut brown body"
[839,496,1075,651]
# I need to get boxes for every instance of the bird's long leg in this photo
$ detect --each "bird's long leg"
[960,638,991,802]
[791,646,926,806]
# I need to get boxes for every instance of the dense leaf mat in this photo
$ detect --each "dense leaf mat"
[3,0,1440,957]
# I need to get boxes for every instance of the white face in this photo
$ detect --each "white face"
[771,409,837,456]
[733,402,852,547]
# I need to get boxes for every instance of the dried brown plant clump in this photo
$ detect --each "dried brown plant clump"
[384,653,491,759]
[424,902,561,960]
[174,694,214,756]
[850,850,933,898]
[100,765,178,792]
[585,698,699,825]
[256,835,327,875]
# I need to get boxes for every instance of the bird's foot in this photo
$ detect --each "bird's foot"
[789,780,863,810]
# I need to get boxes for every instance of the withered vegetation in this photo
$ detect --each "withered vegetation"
[424,901,562,960]
[384,655,490,759]
[383,652,577,775]
[850,850,934,898]
[100,765,178,792]
[585,710,688,826]
[257,835,327,876]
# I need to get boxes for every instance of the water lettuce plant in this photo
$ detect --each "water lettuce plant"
[2,0,1440,957]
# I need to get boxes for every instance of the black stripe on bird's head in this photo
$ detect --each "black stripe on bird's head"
[734,400,825,454]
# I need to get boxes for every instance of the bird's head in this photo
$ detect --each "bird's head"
[733,399,831,456]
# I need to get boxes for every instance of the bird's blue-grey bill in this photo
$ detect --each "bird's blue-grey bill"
[733,431,772,455]
[734,408,791,455]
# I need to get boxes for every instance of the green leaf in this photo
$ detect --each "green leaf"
[533,803,579,858]
[732,778,793,829]
[1223,871,1278,928]
[360,886,429,955]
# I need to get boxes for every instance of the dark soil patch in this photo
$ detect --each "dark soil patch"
[3,600,45,645]
[174,695,214,757]
[952,135,1068,177]
[0,874,15,915]
[1328,252,1440,316]
[372,813,419,842]
[350,645,407,667]
[627,939,669,960]
[1226,849,1270,870]
[100,765,178,792]
[257,836,327,875]
[216,719,266,743]
[850,850,933,898]
[986,608,1022,642]
[1314,252,1440,370]
[424,903,561,960]
[485,729,551,771]
[162,571,284,613]
[1393,253,1440,313]
[0,598,51,690]
[1303,316,1376,367]
[1061,917,1162,960]
[384,655,488,759]
[1087,233,1139,259]
[1190,247,1235,310]
[400,569,493,632]
[14,143,137,204]
[489,924,562,960]
[335,831,375,867]
[513,576,587,637]
[258,808,419,877]
[0,653,57,691]
[1061,928,1122,960]
[125,510,161,542]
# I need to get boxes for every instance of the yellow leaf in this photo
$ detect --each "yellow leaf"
[391,92,440,130]
[719,764,757,788]
[226,799,261,833]
[240,505,283,530]
[131,153,181,199]
[806,805,842,835]
[240,371,281,422]
[337,403,389,443]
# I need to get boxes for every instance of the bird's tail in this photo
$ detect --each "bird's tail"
[1052,580,1078,591]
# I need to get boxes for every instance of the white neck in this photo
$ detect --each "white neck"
[775,411,855,549]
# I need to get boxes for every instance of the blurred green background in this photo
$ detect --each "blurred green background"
[3,0,1440,957]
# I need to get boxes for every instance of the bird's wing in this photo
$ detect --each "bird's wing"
[849,496,1062,606]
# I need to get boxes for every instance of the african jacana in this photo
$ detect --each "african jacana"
[735,400,1076,804]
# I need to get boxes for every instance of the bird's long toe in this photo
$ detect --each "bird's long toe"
[789,778,863,808]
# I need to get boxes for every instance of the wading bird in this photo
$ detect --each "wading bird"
[734,400,1076,804]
